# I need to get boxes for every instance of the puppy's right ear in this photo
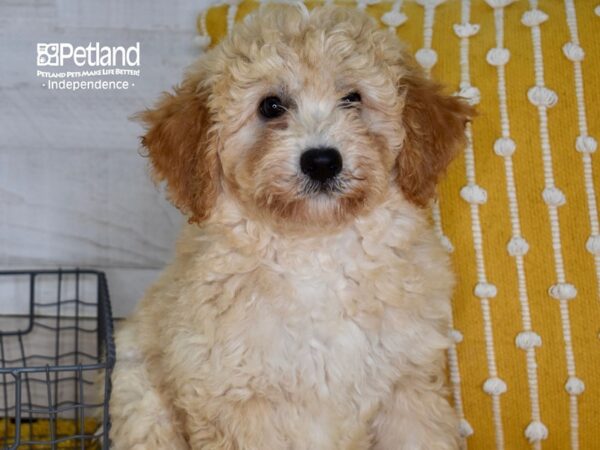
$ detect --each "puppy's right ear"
[396,70,474,207]
[137,79,219,223]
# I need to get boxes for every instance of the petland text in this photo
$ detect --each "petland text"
[37,42,140,67]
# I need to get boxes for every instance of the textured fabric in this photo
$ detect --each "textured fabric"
[197,1,600,449]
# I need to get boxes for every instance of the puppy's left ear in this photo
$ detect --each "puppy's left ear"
[137,77,220,224]
[396,71,475,207]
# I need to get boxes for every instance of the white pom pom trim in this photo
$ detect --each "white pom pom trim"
[576,135,597,153]
[548,282,577,300]
[562,42,585,62]
[415,48,438,69]
[450,329,464,344]
[486,48,510,66]
[516,331,542,350]
[565,376,585,395]
[440,235,455,253]
[521,9,549,27]
[457,86,481,105]
[596,5,600,16]
[415,0,445,6]
[528,86,558,108]
[525,421,549,442]
[193,35,212,50]
[485,0,515,8]
[381,11,407,27]
[542,186,566,206]
[483,377,507,395]
[459,419,474,437]
[507,236,529,256]
[586,235,600,255]
[453,23,480,38]
[460,185,487,204]
[474,282,497,299]
[494,137,516,156]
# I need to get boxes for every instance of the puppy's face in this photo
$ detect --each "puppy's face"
[140,5,473,232]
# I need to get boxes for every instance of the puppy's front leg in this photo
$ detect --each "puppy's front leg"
[371,380,461,450]
[109,326,189,450]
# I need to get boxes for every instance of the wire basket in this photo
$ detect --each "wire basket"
[0,270,115,449]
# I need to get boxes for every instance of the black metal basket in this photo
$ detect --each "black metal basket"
[0,270,115,449]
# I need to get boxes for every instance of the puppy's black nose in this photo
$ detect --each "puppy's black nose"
[300,147,343,182]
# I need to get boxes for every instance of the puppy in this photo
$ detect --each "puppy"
[109,4,473,449]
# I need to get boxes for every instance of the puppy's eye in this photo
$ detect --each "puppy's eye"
[340,92,361,107]
[259,96,286,119]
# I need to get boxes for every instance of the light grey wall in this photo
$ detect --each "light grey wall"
[0,0,218,317]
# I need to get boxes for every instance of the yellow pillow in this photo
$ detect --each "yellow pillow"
[197,2,600,448]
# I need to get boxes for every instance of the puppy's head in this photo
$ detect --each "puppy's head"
[139,5,473,231]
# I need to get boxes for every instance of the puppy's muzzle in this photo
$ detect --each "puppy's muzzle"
[300,147,342,183]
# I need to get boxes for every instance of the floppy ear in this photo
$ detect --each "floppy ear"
[137,79,219,223]
[397,71,474,207]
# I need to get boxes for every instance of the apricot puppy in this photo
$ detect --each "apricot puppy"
[109,4,473,449]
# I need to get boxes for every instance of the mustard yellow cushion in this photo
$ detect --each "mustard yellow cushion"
[0,417,99,449]
[197,2,600,448]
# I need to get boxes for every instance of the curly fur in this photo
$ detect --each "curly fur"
[109,4,473,449]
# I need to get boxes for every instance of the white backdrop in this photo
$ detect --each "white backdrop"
[0,0,222,317]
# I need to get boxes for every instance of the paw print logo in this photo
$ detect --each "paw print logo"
[37,43,59,66]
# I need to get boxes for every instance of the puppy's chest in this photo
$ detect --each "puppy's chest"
[203,237,417,398]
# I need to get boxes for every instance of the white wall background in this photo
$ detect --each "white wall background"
[0,0,220,317]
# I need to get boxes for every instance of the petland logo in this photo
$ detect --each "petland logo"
[36,42,141,91]
[37,42,140,67]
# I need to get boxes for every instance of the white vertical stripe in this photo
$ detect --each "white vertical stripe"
[523,2,582,449]
[422,0,435,50]
[447,321,471,441]
[199,8,209,36]
[562,0,600,300]
[416,1,468,442]
[381,1,407,34]
[193,4,215,50]
[417,2,471,441]
[486,1,547,446]
[458,1,505,449]
[414,0,454,254]
[226,1,239,35]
